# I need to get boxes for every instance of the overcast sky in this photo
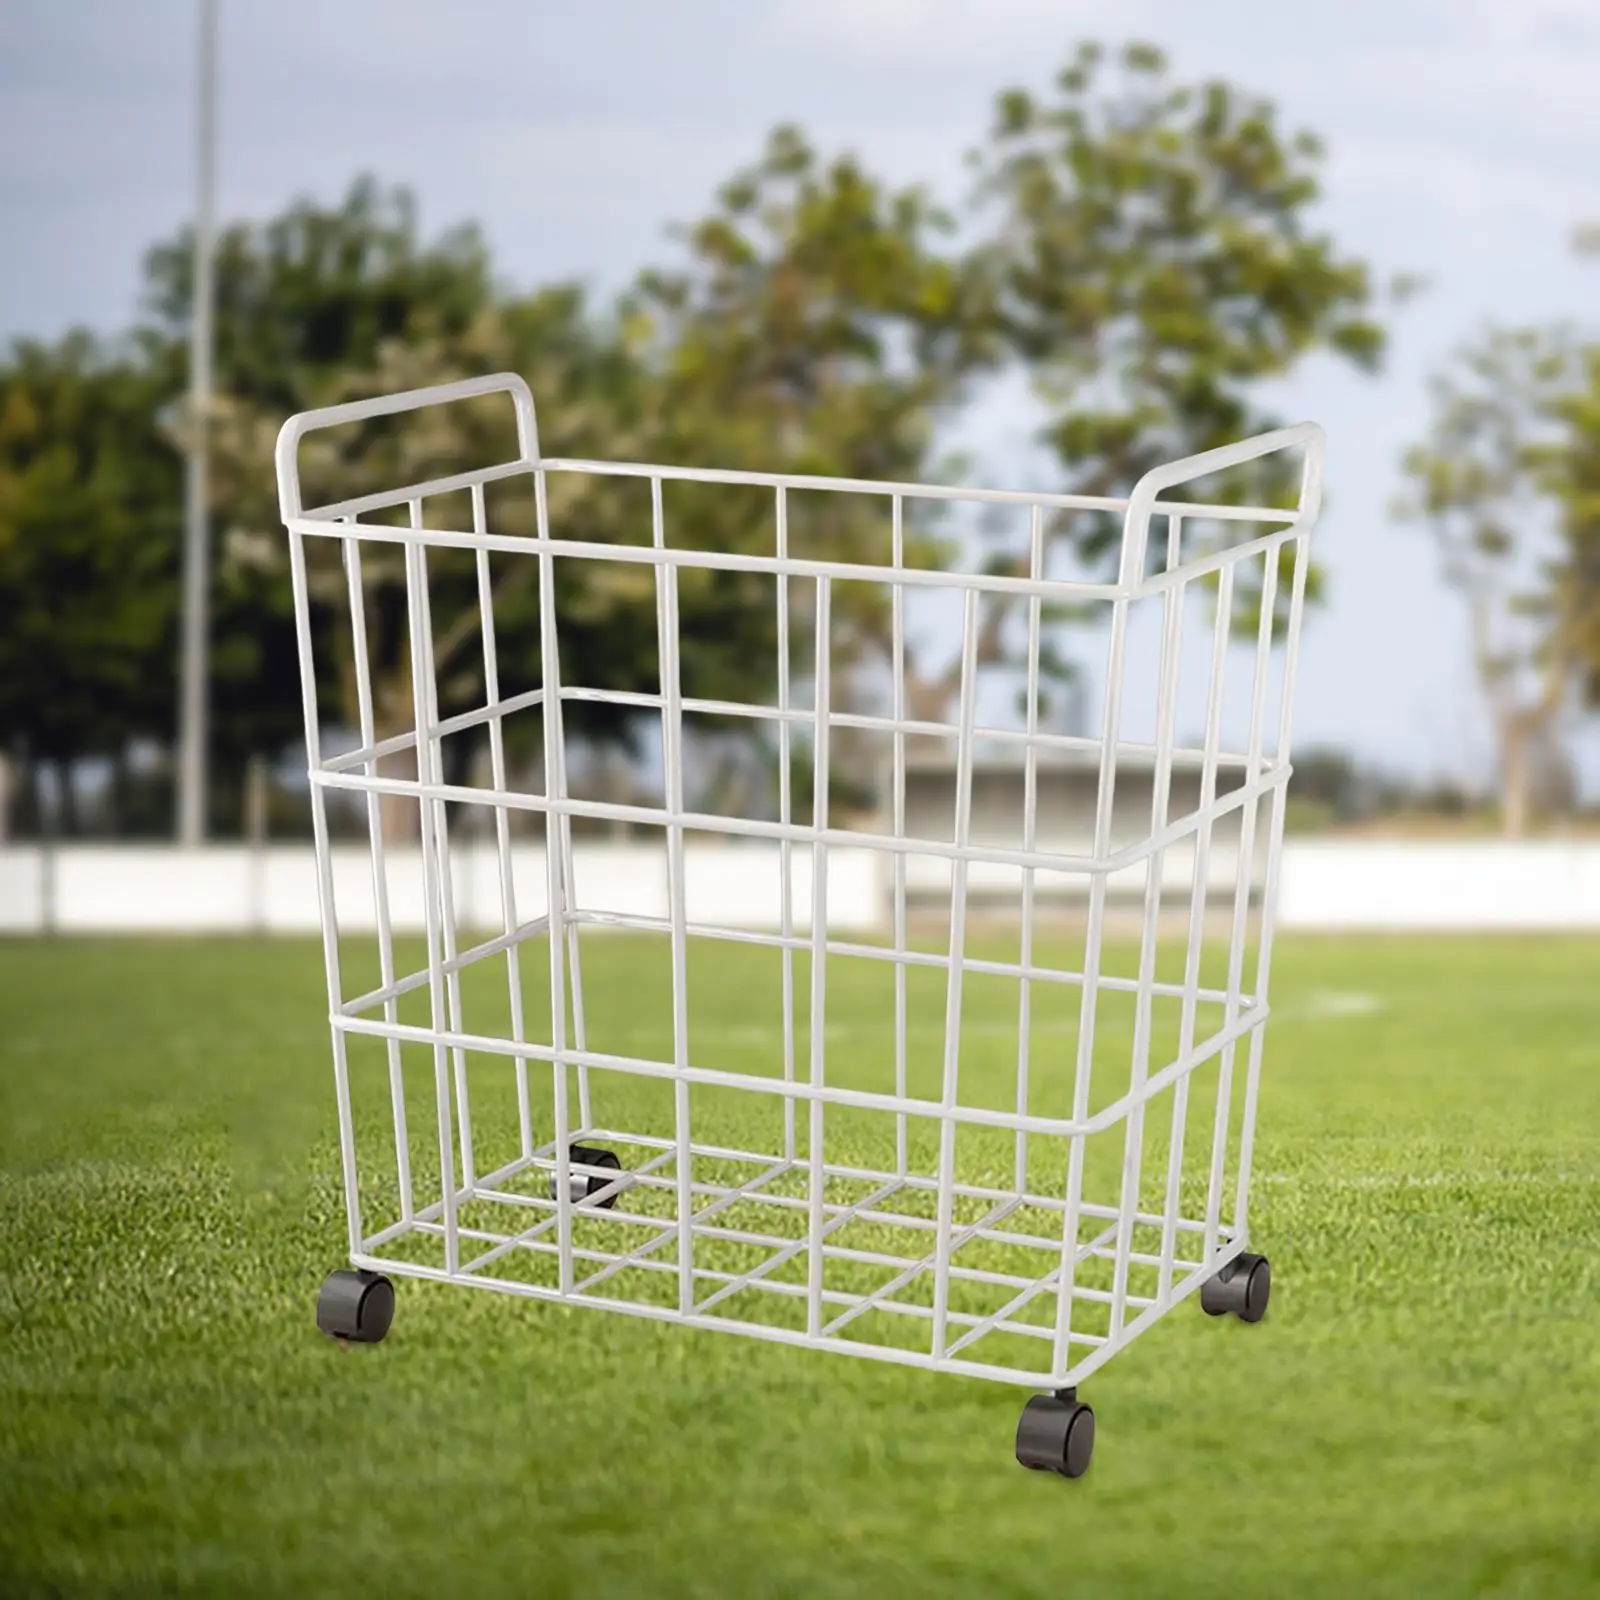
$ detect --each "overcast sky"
[3,0,1598,784]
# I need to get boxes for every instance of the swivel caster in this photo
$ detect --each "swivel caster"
[1015,1390,1095,1479]
[1200,1251,1271,1323]
[316,1268,395,1344]
[549,1143,624,1209]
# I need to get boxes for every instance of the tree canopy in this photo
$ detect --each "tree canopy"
[1400,319,1600,833]
[2,42,1407,835]
[0,331,178,774]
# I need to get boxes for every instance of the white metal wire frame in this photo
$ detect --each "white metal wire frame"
[276,373,1323,1392]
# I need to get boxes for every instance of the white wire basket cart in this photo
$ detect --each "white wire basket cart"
[277,374,1323,1480]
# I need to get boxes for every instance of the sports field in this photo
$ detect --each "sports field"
[2,932,1597,1598]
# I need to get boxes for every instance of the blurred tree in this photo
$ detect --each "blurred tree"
[164,179,803,832]
[143,176,497,418]
[1544,341,1600,688]
[942,41,1394,720]
[144,178,500,830]
[1397,324,1588,835]
[7,49,1403,836]
[626,124,996,810]
[632,124,990,484]
[0,331,179,831]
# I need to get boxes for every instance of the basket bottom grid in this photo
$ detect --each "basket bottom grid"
[353,1129,1239,1387]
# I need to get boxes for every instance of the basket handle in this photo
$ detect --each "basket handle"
[274,371,539,521]
[1118,422,1325,588]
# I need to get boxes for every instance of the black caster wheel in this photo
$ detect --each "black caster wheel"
[1015,1391,1095,1479]
[549,1143,624,1209]
[1200,1251,1271,1323]
[316,1268,395,1344]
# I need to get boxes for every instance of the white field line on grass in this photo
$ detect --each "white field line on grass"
[1293,991,1383,1019]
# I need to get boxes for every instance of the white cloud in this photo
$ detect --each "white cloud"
[4,0,1599,778]
[1330,132,1597,239]
[767,0,1147,69]
[1453,0,1600,44]
[1342,29,1600,153]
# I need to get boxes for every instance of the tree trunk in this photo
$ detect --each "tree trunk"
[1500,717,1531,838]
[377,744,419,846]
[56,761,81,838]
[245,754,269,846]
[108,747,132,838]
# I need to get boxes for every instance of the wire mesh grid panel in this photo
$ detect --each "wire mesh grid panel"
[279,374,1322,1464]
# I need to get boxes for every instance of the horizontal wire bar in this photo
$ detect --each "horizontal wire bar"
[332,999,1269,1139]
[571,1159,793,1296]
[551,685,1260,772]
[818,1194,1019,1338]
[1132,518,1307,599]
[480,1181,1090,1277]
[536,456,1298,525]
[1059,1247,1248,1391]
[304,457,534,521]
[311,759,1288,878]
[574,1136,1220,1236]
[316,692,1272,790]
[409,1210,1052,1301]
[401,1205,1179,1321]
[940,1212,1182,1360]
[321,686,548,776]
[359,1143,549,1250]
[308,770,1103,872]
[692,1178,905,1317]
[402,1183,1090,1299]
[349,1251,1102,1388]
[393,1140,1230,1248]
[453,1152,682,1276]
[381,1150,1215,1290]
[1103,762,1292,874]
[943,1268,1077,1359]
[296,443,1299,528]
[340,914,552,1016]
[293,512,1294,636]
[572,907,1242,1008]
[288,515,1125,599]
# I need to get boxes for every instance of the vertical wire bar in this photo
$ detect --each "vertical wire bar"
[1232,532,1311,1238]
[342,529,413,1223]
[776,487,796,1164]
[288,528,361,1258]
[554,713,591,1137]
[805,575,832,1339]
[1108,515,1185,1342]
[891,494,909,1176]
[550,487,589,1136]
[930,588,981,1361]
[1051,589,1135,1378]
[533,466,574,1293]
[655,483,695,1315]
[1013,504,1045,1194]
[413,502,476,1195]
[1159,552,1233,1302]
[403,530,458,1275]
[1203,543,1279,1265]
[472,483,533,1161]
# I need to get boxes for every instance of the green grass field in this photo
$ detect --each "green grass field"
[2,932,1599,1598]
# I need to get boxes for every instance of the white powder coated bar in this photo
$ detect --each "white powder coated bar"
[279,373,1322,1464]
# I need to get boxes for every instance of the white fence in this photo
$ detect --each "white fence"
[3,838,1600,934]
[0,842,883,936]
[1276,839,1600,930]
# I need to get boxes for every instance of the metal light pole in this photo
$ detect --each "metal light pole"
[177,0,218,846]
